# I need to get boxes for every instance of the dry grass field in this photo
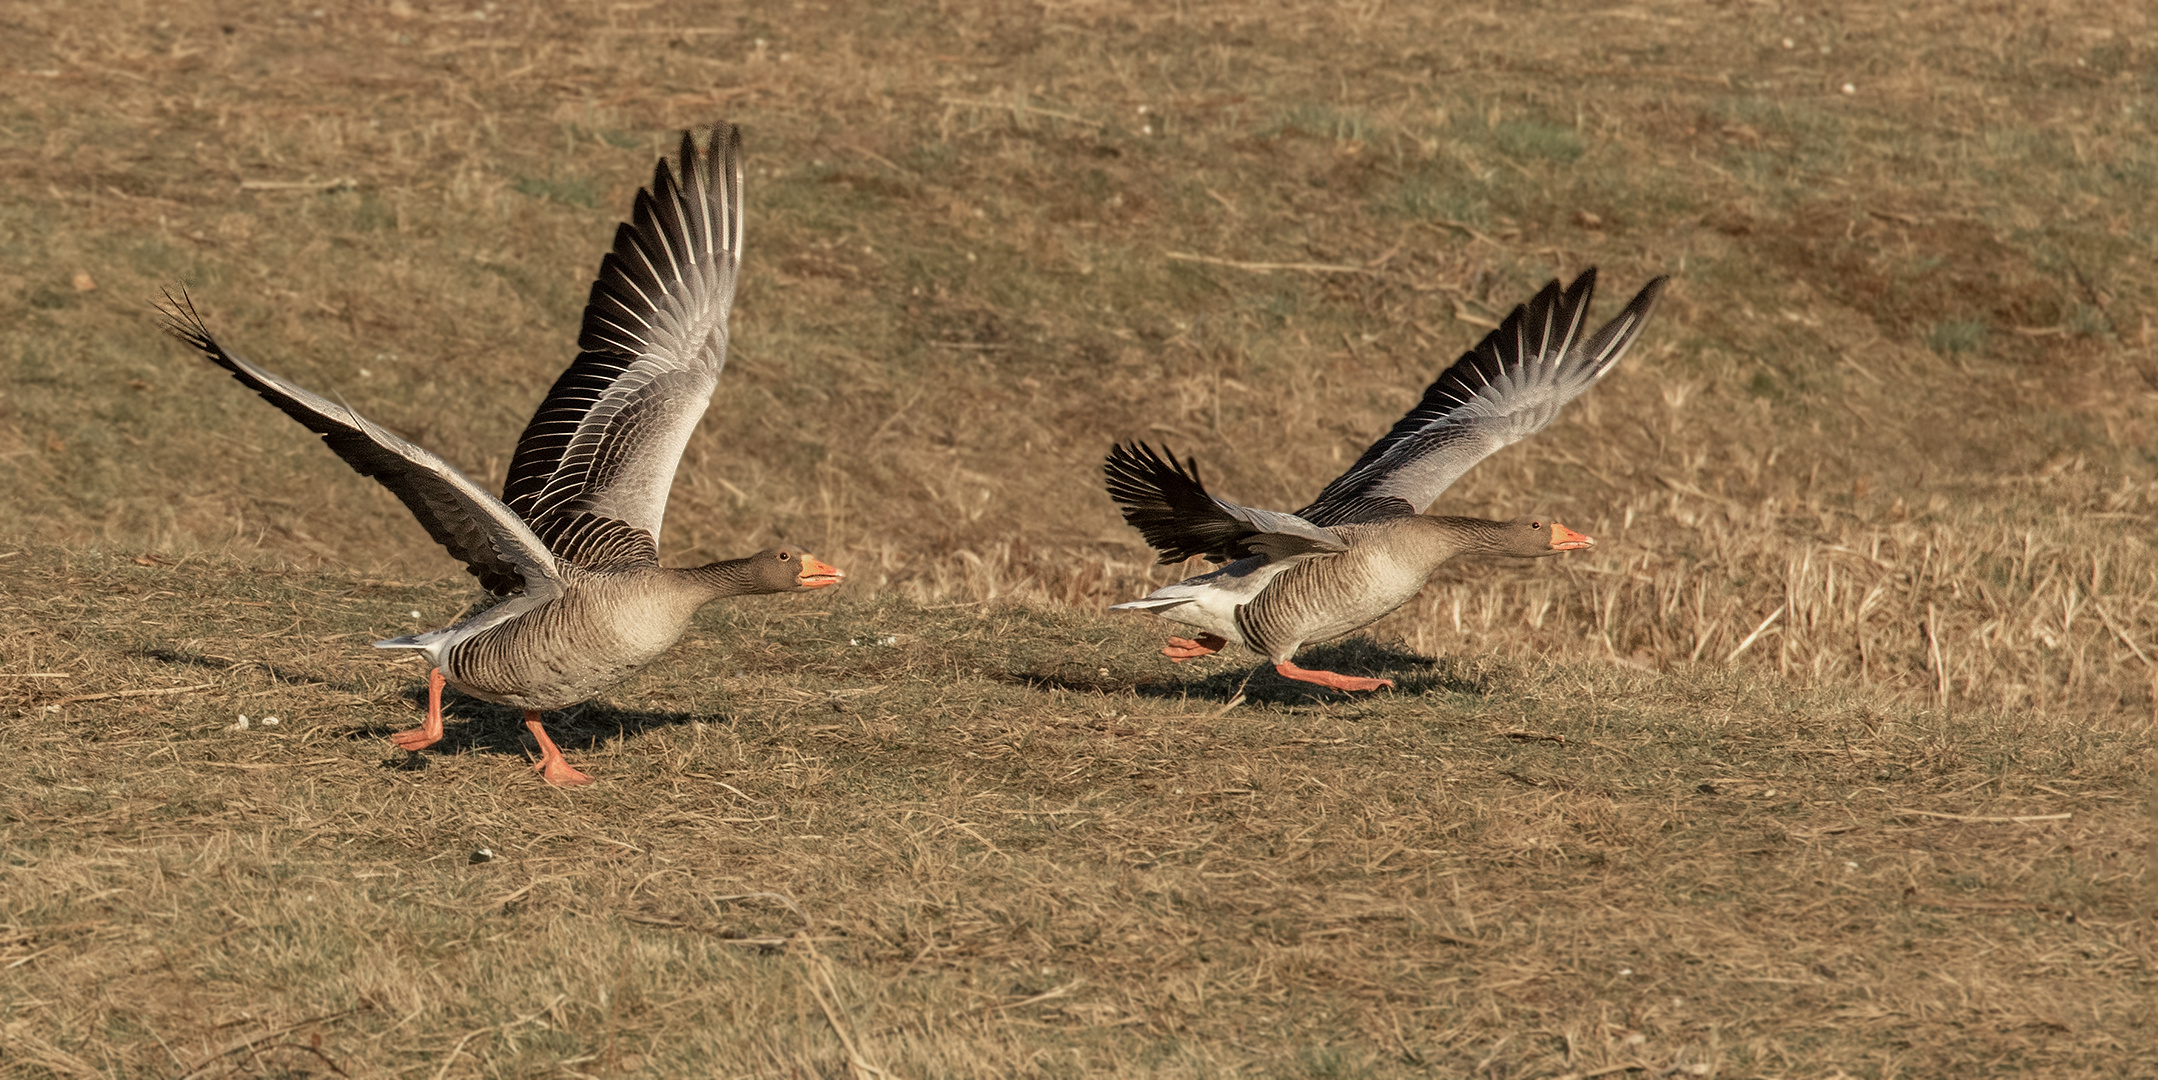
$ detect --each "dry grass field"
[2,0,2155,1076]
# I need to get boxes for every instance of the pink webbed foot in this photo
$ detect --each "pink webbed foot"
[1274,661,1393,693]
[525,712,593,786]
[389,668,448,751]
[1161,634,1228,662]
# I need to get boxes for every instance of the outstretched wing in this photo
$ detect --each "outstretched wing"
[1298,270,1667,527]
[501,123,744,565]
[161,291,561,600]
[1104,441,1347,564]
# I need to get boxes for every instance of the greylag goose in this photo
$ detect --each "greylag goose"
[161,123,843,784]
[1105,269,1666,692]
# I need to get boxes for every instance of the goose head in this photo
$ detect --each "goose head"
[1492,518,1595,557]
[751,548,847,591]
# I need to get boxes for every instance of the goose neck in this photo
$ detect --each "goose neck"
[685,557,764,597]
[1416,515,1507,560]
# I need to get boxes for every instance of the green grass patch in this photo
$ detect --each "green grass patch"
[512,174,598,208]
[1927,317,1989,354]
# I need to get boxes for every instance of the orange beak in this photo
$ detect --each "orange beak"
[1548,523,1595,552]
[796,555,845,588]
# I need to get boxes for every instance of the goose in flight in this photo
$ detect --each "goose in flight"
[1106,269,1665,691]
[163,123,842,784]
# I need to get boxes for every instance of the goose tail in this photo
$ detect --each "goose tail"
[1109,596,1192,613]
[372,629,455,659]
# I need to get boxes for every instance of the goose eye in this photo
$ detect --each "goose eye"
[1530,521,1543,529]
[779,552,791,561]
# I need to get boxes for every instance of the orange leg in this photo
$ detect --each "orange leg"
[526,712,593,786]
[389,668,447,751]
[1274,661,1393,693]
[1161,633,1228,662]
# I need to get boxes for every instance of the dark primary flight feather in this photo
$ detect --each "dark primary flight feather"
[1104,442,1248,563]
[158,290,558,598]
[502,125,744,566]
[1297,269,1667,527]
[1104,442,1345,564]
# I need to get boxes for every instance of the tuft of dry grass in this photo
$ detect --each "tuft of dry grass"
[2,0,2156,1074]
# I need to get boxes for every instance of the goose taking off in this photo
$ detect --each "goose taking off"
[162,123,842,785]
[1106,269,1666,692]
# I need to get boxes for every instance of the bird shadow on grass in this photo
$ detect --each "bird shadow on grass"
[136,646,377,696]
[351,687,709,773]
[1007,639,1498,706]
[142,645,707,769]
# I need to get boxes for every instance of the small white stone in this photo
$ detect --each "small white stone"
[1619,968,1633,976]
[262,716,280,726]
[230,715,250,731]
[1781,37,1794,48]
[1841,83,1857,95]
[409,610,422,618]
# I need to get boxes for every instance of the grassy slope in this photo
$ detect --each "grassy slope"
[2,0,2155,1075]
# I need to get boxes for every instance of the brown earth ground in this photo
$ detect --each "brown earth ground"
[2,1,2154,1076]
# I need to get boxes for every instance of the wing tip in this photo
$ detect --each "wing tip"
[1573,272,1672,376]
[1103,439,1202,492]
[153,284,216,352]
[1302,266,1671,521]
[1625,273,1672,315]
[684,120,745,257]
[1103,439,1241,565]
